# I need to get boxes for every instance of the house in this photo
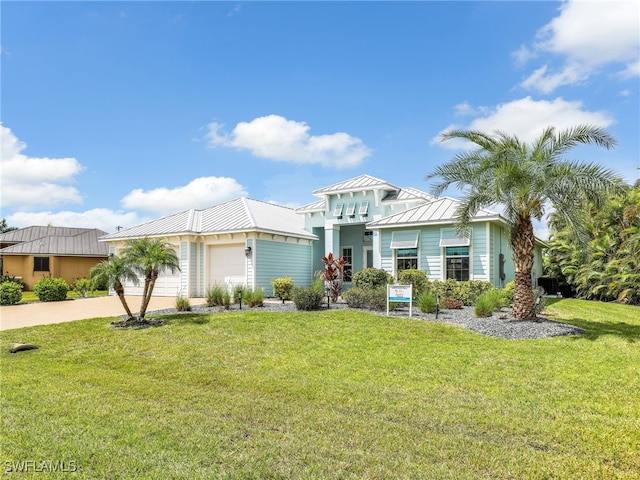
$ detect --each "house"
[297,174,544,287]
[0,226,110,289]
[100,174,544,297]
[100,197,317,297]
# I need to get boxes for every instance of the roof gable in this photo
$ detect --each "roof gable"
[0,227,110,256]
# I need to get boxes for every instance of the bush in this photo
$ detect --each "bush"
[441,297,463,309]
[175,296,191,311]
[206,284,226,307]
[1,275,27,291]
[292,284,324,311]
[343,285,390,311]
[397,269,430,299]
[352,268,392,290]
[33,277,69,302]
[271,277,295,301]
[223,292,231,310]
[243,288,264,308]
[343,286,368,308]
[502,281,515,305]
[418,291,437,313]
[474,289,504,317]
[431,279,495,305]
[72,278,93,298]
[0,281,22,305]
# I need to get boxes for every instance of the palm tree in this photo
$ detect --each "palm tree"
[89,255,139,318]
[428,125,621,320]
[121,237,181,318]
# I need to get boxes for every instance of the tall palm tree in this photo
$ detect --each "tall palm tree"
[428,125,621,320]
[89,255,139,318]
[121,237,181,318]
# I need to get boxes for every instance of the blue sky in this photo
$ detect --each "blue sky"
[2,1,639,237]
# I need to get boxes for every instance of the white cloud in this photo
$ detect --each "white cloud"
[6,208,147,233]
[433,96,614,149]
[519,0,639,92]
[511,45,537,66]
[1,124,84,208]
[207,114,371,168]
[121,176,247,214]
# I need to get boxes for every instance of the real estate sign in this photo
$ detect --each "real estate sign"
[387,284,412,316]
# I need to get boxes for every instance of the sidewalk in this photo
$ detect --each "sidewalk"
[0,296,202,331]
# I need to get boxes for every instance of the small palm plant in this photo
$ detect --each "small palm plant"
[89,255,139,318]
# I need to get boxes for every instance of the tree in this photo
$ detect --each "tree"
[428,125,621,320]
[121,238,180,318]
[89,255,139,318]
[0,218,17,233]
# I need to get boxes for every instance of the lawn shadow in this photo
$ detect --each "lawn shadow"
[155,313,212,326]
[545,298,640,343]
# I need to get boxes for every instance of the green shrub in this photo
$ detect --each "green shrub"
[343,286,368,308]
[343,285,390,311]
[232,285,243,303]
[244,288,264,308]
[0,281,22,305]
[502,281,516,305]
[292,285,324,311]
[352,268,392,290]
[474,289,504,317]
[271,277,295,301]
[223,292,231,310]
[175,296,191,311]
[72,278,93,298]
[1,275,27,291]
[442,297,463,309]
[418,291,437,313]
[431,279,495,305]
[397,269,430,299]
[33,277,69,302]
[206,284,226,307]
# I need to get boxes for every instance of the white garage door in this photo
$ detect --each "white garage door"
[122,269,181,297]
[209,244,246,289]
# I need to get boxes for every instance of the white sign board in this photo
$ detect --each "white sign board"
[387,284,412,316]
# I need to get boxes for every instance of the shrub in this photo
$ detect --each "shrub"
[397,269,430,299]
[271,277,295,301]
[343,286,368,308]
[223,292,231,310]
[431,279,495,305]
[232,285,244,303]
[33,277,69,302]
[343,286,390,311]
[244,288,264,308]
[175,296,191,311]
[72,278,93,298]
[352,268,392,290]
[441,297,463,309]
[1,275,27,291]
[292,284,324,311]
[418,291,437,313]
[474,289,504,317]
[0,281,22,305]
[206,284,226,307]
[502,281,515,305]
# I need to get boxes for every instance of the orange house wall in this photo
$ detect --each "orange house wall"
[2,255,105,290]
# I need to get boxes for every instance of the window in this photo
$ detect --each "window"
[358,201,369,216]
[440,228,471,247]
[445,246,469,281]
[345,203,356,217]
[341,247,353,282]
[333,204,344,218]
[396,248,418,272]
[34,257,50,272]
[390,231,419,249]
[363,230,373,242]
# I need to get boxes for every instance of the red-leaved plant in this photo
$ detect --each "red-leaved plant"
[319,252,347,303]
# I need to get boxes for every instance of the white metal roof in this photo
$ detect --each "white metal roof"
[383,187,438,203]
[366,197,501,228]
[100,197,316,241]
[295,199,326,213]
[312,174,399,196]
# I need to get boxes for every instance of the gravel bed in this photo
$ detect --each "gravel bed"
[146,299,585,340]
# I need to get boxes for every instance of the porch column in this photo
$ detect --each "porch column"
[325,225,340,256]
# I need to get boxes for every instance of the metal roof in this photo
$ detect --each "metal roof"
[383,187,438,203]
[0,227,110,256]
[101,197,317,241]
[312,174,399,196]
[366,197,501,228]
[295,199,326,213]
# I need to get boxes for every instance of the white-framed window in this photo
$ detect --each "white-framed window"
[345,203,356,217]
[333,204,344,218]
[445,246,470,281]
[396,248,418,272]
[341,246,353,282]
[359,201,369,216]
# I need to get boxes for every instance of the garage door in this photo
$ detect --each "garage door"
[122,269,181,297]
[209,244,246,289]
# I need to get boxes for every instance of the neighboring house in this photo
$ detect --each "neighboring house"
[100,197,317,297]
[100,174,544,298]
[0,226,110,289]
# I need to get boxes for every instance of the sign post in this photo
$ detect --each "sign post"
[387,284,413,316]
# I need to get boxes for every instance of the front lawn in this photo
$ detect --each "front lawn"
[18,290,108,303]
[1,299,638,479]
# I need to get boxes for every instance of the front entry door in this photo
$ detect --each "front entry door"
[363,247,373,269]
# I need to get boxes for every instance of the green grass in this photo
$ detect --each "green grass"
[1,299,639,479]
[18,290,108,303]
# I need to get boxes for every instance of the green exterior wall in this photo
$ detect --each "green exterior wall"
[255,239,313,296]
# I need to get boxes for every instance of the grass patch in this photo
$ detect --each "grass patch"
[19,290,108,303]
[1,300,639,478]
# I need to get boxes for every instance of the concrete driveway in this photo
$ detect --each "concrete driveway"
[0,295,201,331]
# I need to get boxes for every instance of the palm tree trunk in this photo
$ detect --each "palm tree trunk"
[511,216,538,321]
[139,271,158,318]
[114,283,134,318]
